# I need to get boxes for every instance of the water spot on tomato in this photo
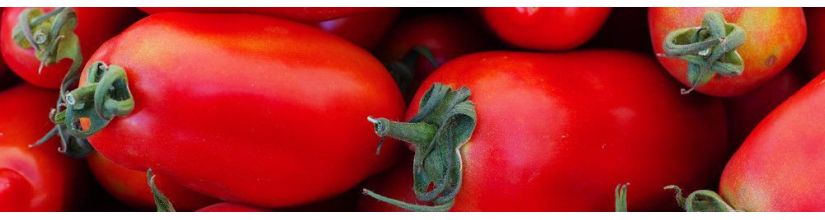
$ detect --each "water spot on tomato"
[765,55,777,67]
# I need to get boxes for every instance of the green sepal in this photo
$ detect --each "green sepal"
[664,185,737,212]
[615,183,629,212]
[12,7,81,70]
[147,169,176,212]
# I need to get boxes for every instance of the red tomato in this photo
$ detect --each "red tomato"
[313,8,399,50]
[799,8,825,78]
[377,13,492,96]
[359,50,729,211]
[481,7,611,51]
[725,68,808,149]
[87,152,217,211]
[59,13,404,208]
[0,7,141,89]
[139,7,381,23]
[649,8,806,97]
[718,73,825,211]
[0,84,85,211]
[196,203,267,212]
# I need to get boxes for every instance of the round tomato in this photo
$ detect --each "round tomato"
[725,68,808,149]
[377,13,492,98]
[481,7,611,51]
[799,8,825,78]
[52,13,404,208]
[359,50,729,211]
[649,7,806,97]
[0,84,85,211]
[0,7,141,89]
[87,152,217,211]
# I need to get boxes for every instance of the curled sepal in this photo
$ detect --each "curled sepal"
[385,46,440,100]
[664,185,737,212]
[58,61,134,138]
[661,11,746,95]
[12,7,81,73]
[364,83,477,212]
[147,169,176,212]
[615,183,629,212]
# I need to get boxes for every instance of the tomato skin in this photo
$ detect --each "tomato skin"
[800,8,825,78]
[481,7,611,51]
[196,203,267,212]
[0,84,85,211]
[83,13,404,208]
[725,68,808,149]
[0,7,141,89]
[87,152,217,211]
[314,8,399,50]
[378,13,492,87]
[359,50,729,211]
[139,7,381,23]
[719,73,825,211]
[649,7,806,97]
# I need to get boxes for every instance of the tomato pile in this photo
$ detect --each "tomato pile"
[0,7,822,212]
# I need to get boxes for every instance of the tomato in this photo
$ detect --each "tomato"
[0,84,85,211]
[196,203,267,212]
[0,7,141,89]
[359,50,728,211]
[725,68,808,149]
[53,13,404,208]
[87,152,217,211]
[377,13,492,98]
[313,8,399,50]
[649,8,806,97]
[139,7,382,23]
[480,7,611,51]
[799,8,825,78]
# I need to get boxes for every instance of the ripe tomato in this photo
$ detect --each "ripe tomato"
[480,7,611,51]
[0,7,141,89]
[649,8,806,97]
[799,8,825,78]
[725,68,808,149]
[359,50,728,211]
[196,203,267,212]
[314,8,399,50]
[87,152,217,211]
[377,13,492,97]
[701,73,825,211]
[139,7,382,23]
[0,84,85,211]
[57,13,404,208]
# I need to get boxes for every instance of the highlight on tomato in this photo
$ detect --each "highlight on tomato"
[0,84,85,211]
[359,50,729,211]
[649,7,806,96]
[481,7,611,51]
[46,12,405,208]
[0,7,141,89]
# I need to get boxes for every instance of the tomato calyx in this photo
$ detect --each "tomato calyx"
[660,11,746,95]
[12,7,82,75]
[614,183,629,212]
[664,185,737,212]
[147,169,176,212]
[364,83,477,212]
[385,46,440,100]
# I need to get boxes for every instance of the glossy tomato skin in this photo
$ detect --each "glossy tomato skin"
[83,13,404,208]
[719,73,825,211]
[0,7,142,89]
[799,8,825,78]
[196,203,267,212]
[725,68,808,149]
[649,8,806,97]
[0,84,85,211]
[87,152,217,211]
[139,7,383,23]
[313,8,399,50]
[481,7,611,51]
[359,50,729,211]
[378,13,492,87]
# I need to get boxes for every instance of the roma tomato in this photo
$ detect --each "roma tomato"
[360,50,729,211]
[0,7,141,89]
[0,84,85,211]
[799,8,825,78]
[725,68,808,148]
[87,152,217,211]
[55,13,404,208]
[139,7,382,23]
[481,7,611,51]
[377,13,492,97]
[197,203,267,212]
[649,8,806,96]
[314,8,399,50]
